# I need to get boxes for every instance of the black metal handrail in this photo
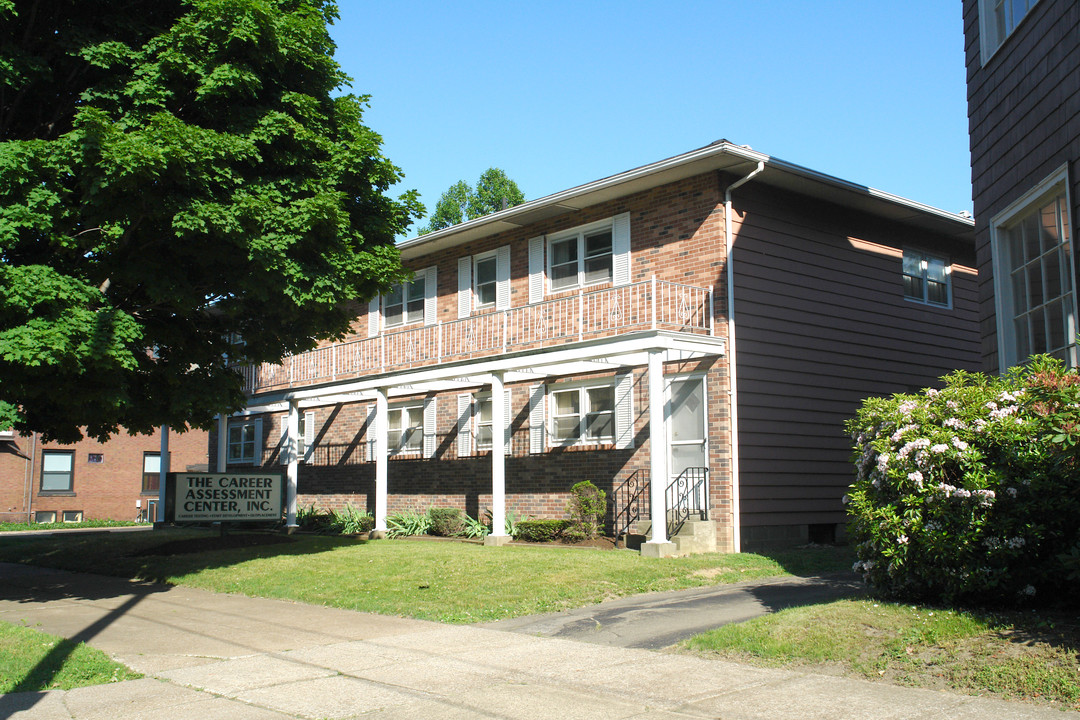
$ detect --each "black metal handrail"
[666,467,709,538]
[613,469,649,539]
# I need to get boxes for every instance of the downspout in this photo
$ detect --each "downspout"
[724,161,764,553]
[24,432,37,523]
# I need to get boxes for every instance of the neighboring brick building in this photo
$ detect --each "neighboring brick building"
[964,0,1079,372]
[213,141,981,553]
[0,427,208,524]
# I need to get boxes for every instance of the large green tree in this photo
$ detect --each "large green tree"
[0,0,422,442]
[418,167,523,234]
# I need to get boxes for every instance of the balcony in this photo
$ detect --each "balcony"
[240,277,715,395]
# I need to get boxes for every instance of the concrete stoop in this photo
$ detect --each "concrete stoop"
[625,518,717,557]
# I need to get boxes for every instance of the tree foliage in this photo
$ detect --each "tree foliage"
[0,0,422,442]
[418,167,523,234]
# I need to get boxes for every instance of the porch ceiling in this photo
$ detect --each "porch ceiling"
[242,330,725,412]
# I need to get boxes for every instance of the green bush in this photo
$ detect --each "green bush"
[845,356,1080,606]
[428,508,463,537]
[566,481,607,540]
[514,519,570,542]
[386,508,431,538]
[296,503,333,532]
[327,504,373,535]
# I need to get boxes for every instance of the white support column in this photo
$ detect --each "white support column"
[485,371,510,545]
[643,349,675,557]
[373,388,389,537]
[216,414,227,472]
[157,425,170,524]
[286,401,299,529]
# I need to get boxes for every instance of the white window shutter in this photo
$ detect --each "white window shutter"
[612,212,631,286]
[303,410,315,462]
[529,384,545,454]
[253,418,263,465]
[366,404,377,462]
[423,396,437,458]
[457,393,473,457]
[367,296,381,337]
[457,256,472,318]
[423,265,438,326]
[615,373,634,449]
[504,388,513,455]
[279,416,289,463]
[495,245,511,310]
[528,236,545,304]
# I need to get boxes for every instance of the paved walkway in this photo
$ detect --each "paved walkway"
[0,562,1068,719]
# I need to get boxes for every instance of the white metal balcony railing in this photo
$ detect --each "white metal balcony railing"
[239,277,714,395]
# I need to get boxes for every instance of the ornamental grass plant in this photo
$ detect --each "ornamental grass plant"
[845,356,1080,606]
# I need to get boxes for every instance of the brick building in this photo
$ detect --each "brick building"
[963,0,1079,372]
[0,427,208,524]
[213,141,981,553]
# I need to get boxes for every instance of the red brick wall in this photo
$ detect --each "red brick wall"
[1,428,209,523]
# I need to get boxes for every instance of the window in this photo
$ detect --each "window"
[228,419,261,465]
[903,249,951,307]
[980,0,1040,62]
[384,277,426,328]
[35,511,56,523]
[142,452,161,493]
[549,227,613,291]
[991,167,1076,369]
[62,511,83,523]
[474,255,498,308]
[87,453,104,464]
[388,405,424,454]
[41,450,74,492]
[550,385,615,444]
[279,411,315,463]
[475,395,494,449]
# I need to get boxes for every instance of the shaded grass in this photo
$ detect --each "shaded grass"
[0,520,141,532]
[0,621,140,693]
[681,599,1080,710]
[0,529,855,624]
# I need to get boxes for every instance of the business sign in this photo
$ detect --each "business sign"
[173,472,283,522]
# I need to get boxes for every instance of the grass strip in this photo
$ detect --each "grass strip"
[0,520,142,532]
[0,529,854,623]
[0,621,140,693]
[681,599,1080,710]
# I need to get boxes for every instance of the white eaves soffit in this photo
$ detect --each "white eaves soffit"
[244,330,725,412]
[398,141,975,261]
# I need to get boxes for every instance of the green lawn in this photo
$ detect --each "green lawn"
[0,529,854,623]
[681,599,1080,710]
[0,520,142,532]
[0,621,140,693]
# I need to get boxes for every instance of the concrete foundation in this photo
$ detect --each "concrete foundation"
[630,518,717,556]
[484,534,512,547]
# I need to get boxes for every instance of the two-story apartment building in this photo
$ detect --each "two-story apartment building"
[213,141,980,553]
[964,0,1079,372]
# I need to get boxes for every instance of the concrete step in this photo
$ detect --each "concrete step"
[624,517,716,555]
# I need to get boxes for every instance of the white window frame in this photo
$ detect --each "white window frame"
[902,248,952,308]
[549,382,616,446]
[473,252,499,310]
[979,0,1040,64]
[383,276,426,328]
[227,418,261,465]
[990,163,1077,370]
[547,217,616,293]
[388,403,424,455]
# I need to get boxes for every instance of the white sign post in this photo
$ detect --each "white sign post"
[173,472,283,523]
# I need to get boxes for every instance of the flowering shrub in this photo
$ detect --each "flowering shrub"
[845,356,1080,606]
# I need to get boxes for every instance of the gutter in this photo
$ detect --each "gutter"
[724,161,764,553]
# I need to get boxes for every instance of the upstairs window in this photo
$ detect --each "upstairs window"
[991,166,1076,369]
[384,277,426,328]
[903,249,951,307]
[980,0,1040,62]
[549,227,613,291]
[474,255,498,308]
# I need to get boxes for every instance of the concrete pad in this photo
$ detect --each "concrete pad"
[349,655,517,695]
[0,690,71,720]
[159,653,336,694]
[483,534,512,546]
[61,678,217,720]
[235,674,421,719]
[639,541,677,558]
[926,696,1072,719]
[452,635,629,680]
[281,640,427,674]
[454,681,654,720]
[679,673,970,719]
[365,623,525,654]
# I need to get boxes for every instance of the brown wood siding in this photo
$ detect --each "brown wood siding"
[965,0,1080,372]
[730,184,981,529]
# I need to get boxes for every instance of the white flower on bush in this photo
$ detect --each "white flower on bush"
[944,417,965,429]
[985,536,1001,549]
[990,405,1018,420]
[1006,536,1025,549]
[898,438,930,458]
[985,401,998,411]
[842,494,851,505]
[898,400,920,416]
[946,400,959,410]
[876,453,890,472]
[897,535,909,545]
[890,424,916,442]
[951,437,968,451]
[907,470,924,489]
[1006,487,1018,498]
[927,388,940,397]
[1023,585,1036,596]
[973,489,995,506]
[953,488,972,499]
[936,483,957,496]
[930,443,948,454]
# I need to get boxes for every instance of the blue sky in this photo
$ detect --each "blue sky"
[329,1,971,236]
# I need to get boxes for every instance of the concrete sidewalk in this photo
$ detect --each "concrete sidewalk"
[0,563,1067,719]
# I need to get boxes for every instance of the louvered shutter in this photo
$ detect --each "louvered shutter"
[365,405,377,462]
[614,373,634,449]
[303,411,315,462]
[528,236,544,304]
[457,394,473,457]
[529,384,545,454]
[367,296,381,337]
[457,256,472,318]
[423,266,438,326]
[495,245,511,310]
[612,212,631,286]
[423,396,437,458]
[504,388,513,455]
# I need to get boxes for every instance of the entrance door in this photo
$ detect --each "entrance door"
[667,376,708,517]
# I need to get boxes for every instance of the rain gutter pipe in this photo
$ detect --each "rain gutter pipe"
[724,161,764,553]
